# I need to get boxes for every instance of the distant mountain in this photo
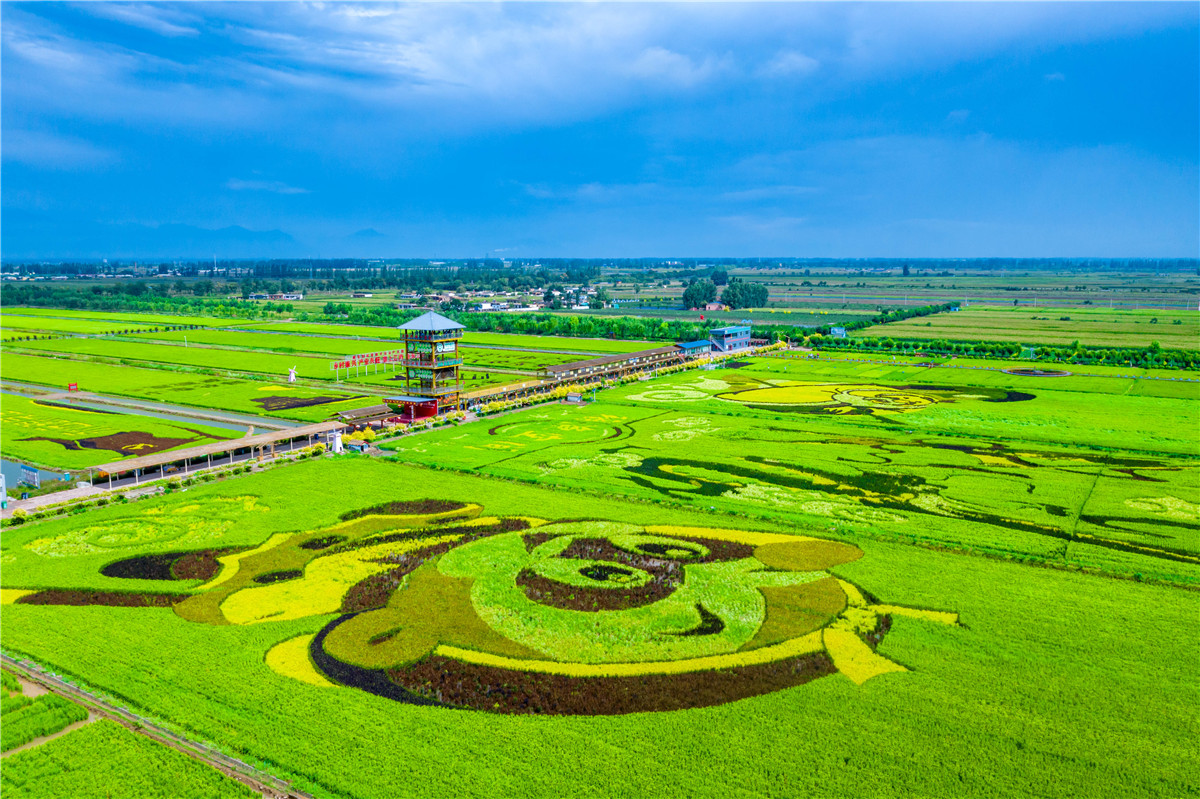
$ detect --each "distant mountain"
[348,228,386,240]
[1,212,305,259]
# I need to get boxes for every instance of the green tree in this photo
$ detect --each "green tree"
[682,279,717,309]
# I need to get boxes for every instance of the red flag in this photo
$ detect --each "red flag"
[700,315,705,321]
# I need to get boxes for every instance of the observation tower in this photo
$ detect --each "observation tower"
[386,311,465,420]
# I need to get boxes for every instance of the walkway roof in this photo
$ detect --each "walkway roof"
[336,404,393,421]
[95,421,347,474]
[539,344,683,375]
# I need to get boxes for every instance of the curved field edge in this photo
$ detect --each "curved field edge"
[1,537,1196,799]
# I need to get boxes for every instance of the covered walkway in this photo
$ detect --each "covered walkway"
[92,421,347,489]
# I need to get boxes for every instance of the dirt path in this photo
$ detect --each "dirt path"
[14,673,49,697]
[0,654,312,799]
[1,713,98,759]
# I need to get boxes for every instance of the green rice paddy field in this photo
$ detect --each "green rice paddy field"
[133,328,584,371]
[0,393,237,470]
[553,307,873,327]
[1,719,254,799]
[244,322,659,354]
[1,453,1195,798]
[859,304,1200,349]
[2,308,248,328]
[389,357,1200,582]
[0,353,368,423]
[10,333,578,374]
[1,316,158,339]
[1,350,1196,797]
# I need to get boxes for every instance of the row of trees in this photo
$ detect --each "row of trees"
[0,284,274,318]
[810,334,1198,369]
[681,276,769,310]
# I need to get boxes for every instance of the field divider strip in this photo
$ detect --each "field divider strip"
[0,713,99,759]
[0,653,314,799]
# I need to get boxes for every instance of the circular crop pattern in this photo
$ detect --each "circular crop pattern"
[717,382,1033,415]
[36,500,957,716]
[1002,368,1072,377]
[487,419,621,445]
[625,387,709,403]
[301,516,957,714]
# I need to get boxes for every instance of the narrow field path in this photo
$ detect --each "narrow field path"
[0,654,312,799]
[1,381,294,430]
[1,713,98,759]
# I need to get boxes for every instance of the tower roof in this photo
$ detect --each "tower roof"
[397,311,465,332]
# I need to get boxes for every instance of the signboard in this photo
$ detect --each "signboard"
[19,465,40,489]
[413,341,457,354]
[68,382,79,392]
[329,350,404,371]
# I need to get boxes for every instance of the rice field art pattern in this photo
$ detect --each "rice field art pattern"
[714,381,1033,416]
[10,502,957,715]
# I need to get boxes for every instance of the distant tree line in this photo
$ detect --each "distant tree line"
[0,284,275,317]
[806,334,1197,369]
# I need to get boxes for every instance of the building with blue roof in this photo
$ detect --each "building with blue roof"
[677,340,712,359]
[709,325,751,353]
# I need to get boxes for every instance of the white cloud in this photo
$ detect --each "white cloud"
[626,47,725,88]
[1,2,1192,137]
[1,130,116,169]
[946,109,971,123]
[758,50,820,79]
[225,178,309,195]
[714,214,809,234]
[721,185,821,202]
[519,181,662,203]
[84,4,200,37]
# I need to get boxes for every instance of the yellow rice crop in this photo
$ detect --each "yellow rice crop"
[264,635,336,688]
[435,631,824,677]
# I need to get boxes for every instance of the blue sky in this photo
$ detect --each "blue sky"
[2,2,1197,259]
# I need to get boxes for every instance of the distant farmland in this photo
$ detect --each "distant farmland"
[857,305,1200,349]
